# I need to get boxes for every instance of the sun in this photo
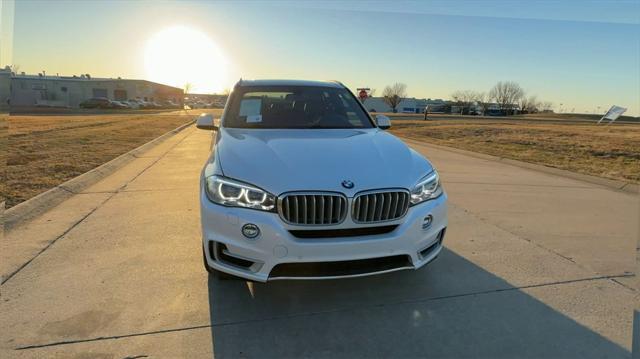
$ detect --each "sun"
[144,26,227,94]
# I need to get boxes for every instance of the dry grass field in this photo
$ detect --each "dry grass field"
[3,110,221,208]
[389,119,640,184]
[4,109,638,208]
[382,112,639,123]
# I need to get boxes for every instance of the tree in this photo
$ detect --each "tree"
[489,81,524,115]
[519,95,541,114]
[475,92,490,115]
[451,90,481,115]
[183,82,193,95]
[541,101,553,112]
[382,83,407,113]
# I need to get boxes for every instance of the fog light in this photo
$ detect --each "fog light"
[242,223,260,239]
[422,215,433,230]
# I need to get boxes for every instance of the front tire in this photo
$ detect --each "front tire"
[202,248,237,280]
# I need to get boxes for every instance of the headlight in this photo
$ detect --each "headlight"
[410,170,443,205]
[204,175,276,211]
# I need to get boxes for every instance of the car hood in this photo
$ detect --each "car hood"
[213,128,433,196]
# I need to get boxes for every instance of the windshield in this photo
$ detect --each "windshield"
[224,86,374,129]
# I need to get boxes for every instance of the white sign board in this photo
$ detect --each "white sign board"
[597,105,627,124]
[239,99,261,117]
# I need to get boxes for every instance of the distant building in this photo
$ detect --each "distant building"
[362,97,392,112]
[0,66,11,108]
[362,97,447,113]
[416,98,448,113]
[10,72,183,108]
[449,102,507,115]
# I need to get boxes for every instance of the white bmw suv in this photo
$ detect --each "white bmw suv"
[197,79,447,281]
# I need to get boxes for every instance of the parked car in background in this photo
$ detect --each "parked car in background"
[124,99,141,109]
[486,109,505,116]
[162,100,180,109]
[110,100,129,109]
[137,100,153,109]
[139,100,159,109]
[79,97,112,109]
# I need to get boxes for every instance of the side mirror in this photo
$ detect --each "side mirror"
[375,114,391,130]
[196,113,218,131]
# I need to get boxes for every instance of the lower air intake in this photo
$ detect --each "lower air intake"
[269,255,413,279]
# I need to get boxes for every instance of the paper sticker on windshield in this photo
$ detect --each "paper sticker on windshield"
[239,99,262,117]
[246,114,262,123]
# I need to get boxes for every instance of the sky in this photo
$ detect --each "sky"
[8,0,640,115]
[0,0,15,66]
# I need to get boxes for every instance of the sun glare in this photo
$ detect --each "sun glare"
[144,26,227,94]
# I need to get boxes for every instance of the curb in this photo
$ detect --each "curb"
[401,137,639,195]
[4,120,195,231]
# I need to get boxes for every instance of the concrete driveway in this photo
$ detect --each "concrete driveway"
[1,126,637,358]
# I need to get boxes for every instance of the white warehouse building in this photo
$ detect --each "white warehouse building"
[362,97,448,113]
[10,72,183,109]
[0,66,11,107]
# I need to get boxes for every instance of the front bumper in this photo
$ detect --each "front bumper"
[200,190,448,282]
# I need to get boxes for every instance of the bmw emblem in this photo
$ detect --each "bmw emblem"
[341,180,355,189]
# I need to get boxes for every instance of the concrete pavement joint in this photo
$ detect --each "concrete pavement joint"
[611,278,636,292]
[0,197,110,285]
[116,132,193,193]
[1,130,196,286]
[14,273,633,351]
[57,186,78,195]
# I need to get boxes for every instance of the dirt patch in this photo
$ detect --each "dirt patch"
[38,309,121,338]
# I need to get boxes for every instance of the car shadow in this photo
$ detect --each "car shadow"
[207,248,629,358]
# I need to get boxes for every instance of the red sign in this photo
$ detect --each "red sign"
[358,89,368,101]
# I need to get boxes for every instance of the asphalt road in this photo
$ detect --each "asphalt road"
[1,126,638,358]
